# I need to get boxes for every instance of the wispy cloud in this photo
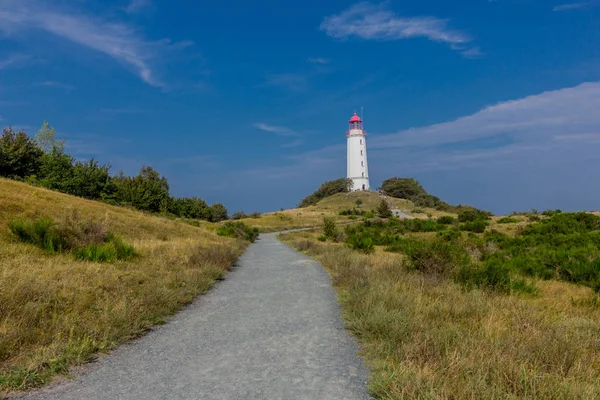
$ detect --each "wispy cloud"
[0,53,30,69]
[0,0,191,87]
[125,0,151,14]
[460,46,485,59]
[320,2,477,56]
[234,82,600,212]
[308,57,331,64]
[254,123,299,137]
[34,81,75,91]
[254,122,303,147]
[553,1,597,11]
[262,73,307,92]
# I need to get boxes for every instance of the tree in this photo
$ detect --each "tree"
[0,127,44,179]
[35,122,75,192]
[377,199,393,218]
[298,178,353,208]
[113,166,170,213]
[70,159,115,200]
[169,197,211,220]
[209,203,228,222]
[379,177,451,210]
[355,199,363,208]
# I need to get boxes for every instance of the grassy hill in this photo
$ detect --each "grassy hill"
[0,178,249,393]
[242,191,455,232]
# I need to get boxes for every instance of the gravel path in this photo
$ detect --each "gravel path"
[19,233,369,400]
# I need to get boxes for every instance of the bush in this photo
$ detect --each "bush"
[458,209,491,222]
[377,199,393,218]
[460,220,488,233]
[216,221,259,242]
[497,217,520,224]
[364,211,375,219]
[455,261,537,294]
[437,216,456,225]
[317,235,327,242]
[402,238,471,275]
[323,217,338,240]
[9,217,66,252]
[10,215,135,262]
[345,232,375,254]
[74,234,135,262]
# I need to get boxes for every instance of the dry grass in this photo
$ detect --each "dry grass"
[0,178,248,394]
[280,231,600,399]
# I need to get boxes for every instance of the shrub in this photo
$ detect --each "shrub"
[364,211,375,219]
[9,217,66,252]
[346,232,375,254]
[436,229,461,242]
[74,234,135,262]
[377,199,393,218]
[497,217,520,224]
[317,235,327,242]
[403,238,471,275]
[216,221,259,242]
[323,217,338,240]
[460,220,488,233]
[458,209,491,222]
[455,260,537,294]
[437,215,456,225]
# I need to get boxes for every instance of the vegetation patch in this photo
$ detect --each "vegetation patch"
[298,178,353,208]
[216,221,259,242]
[280,231,600,398]
[9,214,135,262]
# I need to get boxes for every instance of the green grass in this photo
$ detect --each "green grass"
[8,217,67,252]
[74,234,135,262]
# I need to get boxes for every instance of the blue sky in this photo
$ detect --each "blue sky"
[1,0,599,214]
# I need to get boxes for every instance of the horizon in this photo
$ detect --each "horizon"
[1,0,599,214]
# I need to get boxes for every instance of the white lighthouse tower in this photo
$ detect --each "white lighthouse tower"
[346,112,370,191]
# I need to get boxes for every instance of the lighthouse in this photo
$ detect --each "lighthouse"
[346,112,370,191]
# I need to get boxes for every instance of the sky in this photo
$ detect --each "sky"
[1,0,599,214]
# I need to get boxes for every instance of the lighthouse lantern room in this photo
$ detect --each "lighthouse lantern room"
[346,112,370,191]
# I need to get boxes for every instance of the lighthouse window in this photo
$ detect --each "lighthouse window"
[362,172,364,177]
[360,140,362,145]
[360,150,363,155]
[361,161,364,167]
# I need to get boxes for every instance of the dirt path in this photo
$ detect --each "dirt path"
[19,233,369,400]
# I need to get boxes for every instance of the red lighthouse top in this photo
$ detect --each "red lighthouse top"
[349,112,362,123]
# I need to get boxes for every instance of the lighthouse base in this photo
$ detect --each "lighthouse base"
[349,177,370,191]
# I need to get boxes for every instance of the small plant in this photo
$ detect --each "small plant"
[364,211,375,219]
[377,199,393,218]
[317,234,327,242]
[323,217,338,240]
[74,234,135,262]
[355,199,363,208]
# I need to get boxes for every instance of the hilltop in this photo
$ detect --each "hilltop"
[0,178,249,393]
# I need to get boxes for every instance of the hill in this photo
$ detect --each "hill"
[242,190,455,232]
[0,178,249,393]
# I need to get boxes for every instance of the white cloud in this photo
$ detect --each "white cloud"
[0,0,189,87]
[125,0,150,14]
[232,82,600,212]
[0,53,30,69]
[553,1,597,11]
[308,57,331,64]
[320,2,473,54]
[254,123,298,137]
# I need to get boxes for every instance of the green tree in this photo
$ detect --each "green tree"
[209,203,228,222]
[169,197,211,220]
[70,159,115,200]
[0,127,44,179]
[355,199,363,208]
[113,166,170,213]
[35,122,75,192]
[377,199,393,218]
[298,178,353,208]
